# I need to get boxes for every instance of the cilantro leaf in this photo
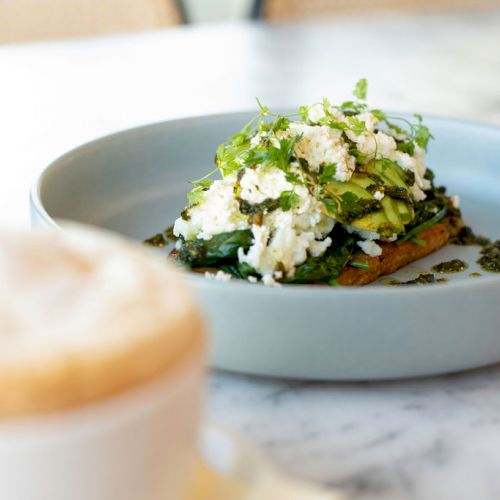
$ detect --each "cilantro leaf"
[298,105,309,121]
[280,190,300,211]
[187,186,207,206]
[246,134,301,172]
[353,78,368,101]
[319,163,337,184]
[322,196,338,215]
[413,119,433,149]
[396,141,415,156]
[371,109,386,120]
[285,172,304,185]
[346,116,367,135]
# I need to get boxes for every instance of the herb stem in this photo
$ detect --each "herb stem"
[397,207,447,244]
[350,261,370,270]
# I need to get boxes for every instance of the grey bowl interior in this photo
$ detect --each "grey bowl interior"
[31,112,500,380]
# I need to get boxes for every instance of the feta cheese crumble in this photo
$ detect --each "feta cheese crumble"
[205,270,233,282]
[451,195,460,209]
[173,175,249,240]
[288,123,356,182]
[237,185,335,278]
[357,240,383,257]
[239,166,292,204]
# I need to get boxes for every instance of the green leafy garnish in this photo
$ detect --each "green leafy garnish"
[350,261,370,270]
[345,116,367,135]
[353,78,368,101]
[413,113,434,149]
[187,186,207,206]
[279,191,300,211]
[319,164,337,184]
[286,229,355,283]
[246,134,301,172]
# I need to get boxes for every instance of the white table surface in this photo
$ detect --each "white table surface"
[2,10,500,499]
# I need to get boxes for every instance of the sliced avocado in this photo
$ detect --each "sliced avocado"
[322,164,415,236]
[380,197,405,234]
[348,173,377,191]
[324,177,372,200]
[395,200,414,225]
[363,160,405,190]
[351,209,391,234]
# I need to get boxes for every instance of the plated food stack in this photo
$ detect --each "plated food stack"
[166,80,463,286]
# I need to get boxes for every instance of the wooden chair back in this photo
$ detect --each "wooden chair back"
[258,0,500,20]
[0,0,183,43]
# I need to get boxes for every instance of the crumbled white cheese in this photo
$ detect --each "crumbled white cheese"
[173,175,249,240]
[288,123,356,181]
[410,183,427,202]
[346,125,430,201]
[247,276,258,283]
[373,190,385,201]
[357,112,379,133]
[310,237,333,257]
[390,146,430,201]
[205,270,232,282]
[384,127,408,142]
[237,185,335,279]
[262,274,281,287]
[307,103,326,123]
[239,166,292,204]
[307,102,345,124]
[451,195,460,209]
[355,131,397,159]
[238,213,318,278]
[357,240,383,257]
[345,226,380,241]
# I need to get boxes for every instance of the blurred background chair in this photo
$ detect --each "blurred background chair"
[252,0,500,20]
[0,0,185,43]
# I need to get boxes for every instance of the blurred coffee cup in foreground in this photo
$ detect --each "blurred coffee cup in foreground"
[0,224,206,500]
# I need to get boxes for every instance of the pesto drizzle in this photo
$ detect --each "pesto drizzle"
[431,259,468,274]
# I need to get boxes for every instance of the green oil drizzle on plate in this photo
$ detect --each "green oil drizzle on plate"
[431,259,468,274]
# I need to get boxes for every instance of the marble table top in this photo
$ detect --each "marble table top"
[210,367,500,499]
[1,8,500,499]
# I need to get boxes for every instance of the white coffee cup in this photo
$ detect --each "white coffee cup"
[0,225,206,500]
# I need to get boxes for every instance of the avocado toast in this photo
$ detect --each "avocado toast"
[152,80,464,286]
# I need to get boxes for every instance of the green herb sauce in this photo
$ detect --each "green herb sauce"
[477,240,500,273]
[451,226,491,247]
[143,226,178,247]
[144,233,166,247]
[431,259,468,274]
[383,273,437,286]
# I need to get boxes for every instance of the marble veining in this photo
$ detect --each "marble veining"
[209,363,500,499]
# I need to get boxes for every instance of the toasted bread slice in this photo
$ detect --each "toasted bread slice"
[337,216,463,286]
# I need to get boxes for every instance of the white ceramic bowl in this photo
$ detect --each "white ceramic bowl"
[31,112,500,380]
